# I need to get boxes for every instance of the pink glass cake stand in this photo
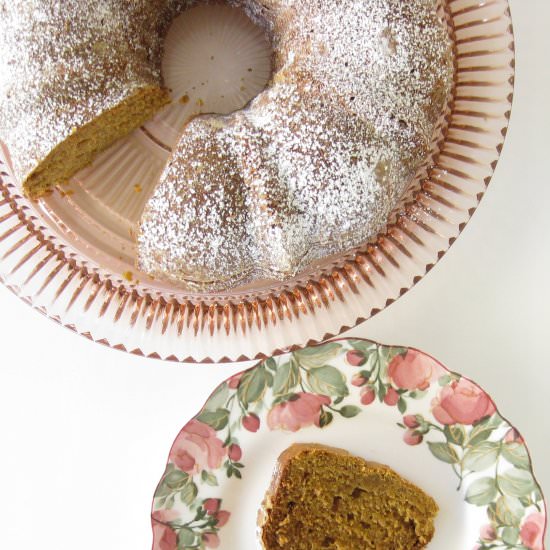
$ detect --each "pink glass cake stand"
[0,0,515,362]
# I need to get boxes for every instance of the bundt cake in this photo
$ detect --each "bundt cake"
[138,0,454,290]
[259,444,439,550]
[0,0,453,291]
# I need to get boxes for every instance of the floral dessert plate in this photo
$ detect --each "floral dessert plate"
[151,339,546,550]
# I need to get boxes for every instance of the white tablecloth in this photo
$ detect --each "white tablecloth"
[0,1,548,548]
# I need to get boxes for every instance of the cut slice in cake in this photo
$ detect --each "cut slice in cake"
[22,87,170,199]
[259,444,438,550]
[0,1,174,200]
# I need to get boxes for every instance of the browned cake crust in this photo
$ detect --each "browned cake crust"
[259,444,438,550]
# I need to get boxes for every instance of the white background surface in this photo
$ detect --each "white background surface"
[0,1,548,548]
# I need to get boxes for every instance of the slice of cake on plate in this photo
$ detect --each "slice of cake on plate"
[259,444,438,550]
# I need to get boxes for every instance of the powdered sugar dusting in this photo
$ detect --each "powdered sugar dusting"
[138,0,453,291]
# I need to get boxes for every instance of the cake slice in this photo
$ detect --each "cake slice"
[259,444,438,550]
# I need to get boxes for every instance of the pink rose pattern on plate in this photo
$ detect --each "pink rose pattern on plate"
[431,378,497,426]
[520,512,546,550]
[267,392,331,432]
[169,419,227,475]
[152,340,546,549]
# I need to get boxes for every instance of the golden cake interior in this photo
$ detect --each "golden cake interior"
[23,86,170,199]
[260,444,438,550]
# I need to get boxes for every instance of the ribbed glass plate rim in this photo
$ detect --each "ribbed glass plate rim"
[0,0,515,363]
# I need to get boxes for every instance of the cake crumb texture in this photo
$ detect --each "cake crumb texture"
[260,444,438,550]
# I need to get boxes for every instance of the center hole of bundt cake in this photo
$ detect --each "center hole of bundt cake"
[162,4,273,120]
